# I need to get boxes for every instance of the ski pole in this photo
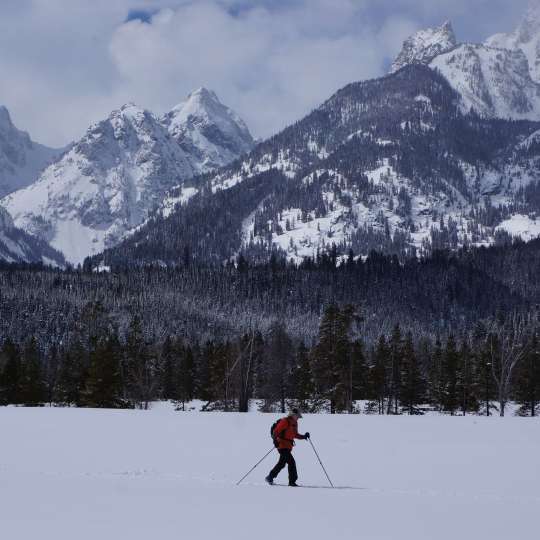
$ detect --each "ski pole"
[308,438,334,488]
[236,447,275,486]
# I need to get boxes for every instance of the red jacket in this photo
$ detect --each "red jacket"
[273,416,305,450]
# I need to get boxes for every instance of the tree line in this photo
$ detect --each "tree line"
[1,303,538,417]
[3,237,540,350]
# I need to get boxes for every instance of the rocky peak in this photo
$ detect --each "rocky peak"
[390,21,457,73]
[162,87,254,173]
[0,105,14,130]
[486,1,540,83]
[430,43,540,120]
[0,105,60,198]
[186,87,220,104]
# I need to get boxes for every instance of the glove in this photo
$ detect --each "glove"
[304,432,310,439]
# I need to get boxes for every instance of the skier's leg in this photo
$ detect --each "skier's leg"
[268,450,288,480]
[286,451,298,484]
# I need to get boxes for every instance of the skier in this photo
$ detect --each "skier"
[265,408,310,487]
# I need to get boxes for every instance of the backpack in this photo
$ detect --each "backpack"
[270,417,287,448]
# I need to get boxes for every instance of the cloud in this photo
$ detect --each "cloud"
[0,0,531,147]
[108,1,399,139]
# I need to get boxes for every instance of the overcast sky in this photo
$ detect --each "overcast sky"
[0,0,531,147]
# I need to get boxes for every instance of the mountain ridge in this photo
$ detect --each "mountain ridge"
[92,65,540,269]
[390,21,457,74]
[390,9,540,121]
[0,105,63,198]
[1,91,254,264]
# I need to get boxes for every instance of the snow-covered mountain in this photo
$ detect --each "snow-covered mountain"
[162,87,254,174]
[431,44,540,120]
[391,7,540,121]
[0,106,62,198]
[96,65,540,268]
[2,104,192,264]
[390,21,457,73]
[1,91,253,265]
[486,2,540,83]
[0,206,65,265]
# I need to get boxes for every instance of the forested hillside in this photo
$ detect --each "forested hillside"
[2,239,540,415]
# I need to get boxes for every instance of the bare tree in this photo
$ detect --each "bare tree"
[486,312,531,417]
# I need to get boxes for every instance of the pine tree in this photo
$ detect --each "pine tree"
[350,339,367,413]
[249,331,265,401]
[457,339,479,415]
[54,340,86,406]
[81,335,123,408]
[160,336,178,401]
[441,335,459,415]
[44,344,60,405]
[312,304,358,413]
[387,325,403,415]
[291,341,315,412]
[124,316,157,409]
[514,333,540,417]
[312,303,340,412]
[369,336,388,415]
[428,338,444,410]
[0,339,21,405]
[196,342,212,403]
[261,322,293,413]
[177,344,195,410]
[475,332,496,416]
[19,337,45,406]
[400,332,425,414]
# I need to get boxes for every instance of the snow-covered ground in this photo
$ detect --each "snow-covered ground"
[1,406,538,540]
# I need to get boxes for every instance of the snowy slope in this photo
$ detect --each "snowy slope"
[0,206,65,265]
[0,106,62,198]
[430,44,540,120]
[486,2,540,83]
[162,87,254,174]
[390,21,457,73]
[0,406,538,540]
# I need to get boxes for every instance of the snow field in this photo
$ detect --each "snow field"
[0,406,538,540]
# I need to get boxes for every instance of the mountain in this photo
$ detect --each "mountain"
[0,106,62,198]
[93,65,540,269]
[2,104,193,265]
[390,21,457,73]
[391,15,540,121]
[162,87,254,174]
[0,206,65,265]
[1,92,253,265]
[430,44,540,120]
[486,2,540,83]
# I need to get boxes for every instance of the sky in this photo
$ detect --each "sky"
[0,0,531,147]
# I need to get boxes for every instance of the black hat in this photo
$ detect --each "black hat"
[289,408,303,418]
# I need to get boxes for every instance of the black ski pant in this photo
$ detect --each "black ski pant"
[269,449,298,483]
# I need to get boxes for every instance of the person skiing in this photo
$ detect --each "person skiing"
[265,408,310,487]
